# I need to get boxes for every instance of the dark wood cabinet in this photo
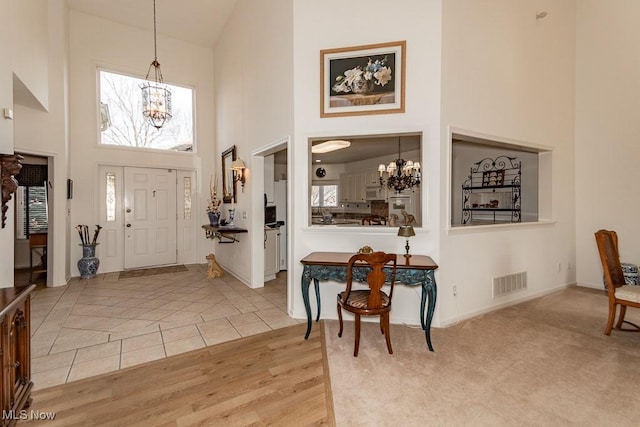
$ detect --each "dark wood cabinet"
[0,285,35,427]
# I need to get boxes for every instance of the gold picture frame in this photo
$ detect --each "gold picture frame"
[320,40,406,118]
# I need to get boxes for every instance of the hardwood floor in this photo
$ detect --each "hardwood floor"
[22,323,334,426]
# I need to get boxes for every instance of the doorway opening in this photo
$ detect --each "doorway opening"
[251,136,291,312]
[14,153,51,287]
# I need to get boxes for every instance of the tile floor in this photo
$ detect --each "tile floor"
[28,265,295,390]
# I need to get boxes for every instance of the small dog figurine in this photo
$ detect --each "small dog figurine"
[206,253,224,279]
[401,210,416,226]
[388,213,399,227]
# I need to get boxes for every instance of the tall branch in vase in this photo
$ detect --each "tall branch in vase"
[207,175,222,226]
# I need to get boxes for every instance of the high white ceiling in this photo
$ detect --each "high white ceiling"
[66,0,238,48]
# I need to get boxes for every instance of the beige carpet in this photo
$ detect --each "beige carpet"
[324,286,640,426]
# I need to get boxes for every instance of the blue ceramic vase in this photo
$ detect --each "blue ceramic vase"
[208,211,221,226]
[78,244,100,279]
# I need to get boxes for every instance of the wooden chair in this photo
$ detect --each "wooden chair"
[361,215,387,226]
[337,251,397,357]
[594,229,640,335]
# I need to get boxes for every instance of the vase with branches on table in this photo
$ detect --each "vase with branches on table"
[207,175,222,226]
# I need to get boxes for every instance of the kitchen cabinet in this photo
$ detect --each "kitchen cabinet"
[273,180,287,271]
[339,171,366,202]
[339,173,350,202]
[0,285,35,426]
[364,169,380,187]
[353,173,365,201]
[264,227,280,281]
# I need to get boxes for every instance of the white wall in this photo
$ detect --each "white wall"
[0,0,13,155]
[213,0,294,287]
[440,0,577,324]
[575,1,640,288]
[13,0,69,287]
[0,0,62,287]
[291,0,442,325]
[68,11,215,276]
[10,0,49,110]
[0,0,15,285]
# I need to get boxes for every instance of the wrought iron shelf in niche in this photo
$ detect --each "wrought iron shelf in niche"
[462,156,521,225]
[202,225,247,243]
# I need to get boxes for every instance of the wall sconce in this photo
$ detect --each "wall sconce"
[230,158,246,191]
[397,225,415,258]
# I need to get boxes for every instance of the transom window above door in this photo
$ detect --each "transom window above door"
[98,69,194,152]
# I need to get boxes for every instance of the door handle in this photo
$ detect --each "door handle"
[126,224,131,228]
[126,208,131,213]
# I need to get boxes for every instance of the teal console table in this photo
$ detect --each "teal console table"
[300,252,438,351]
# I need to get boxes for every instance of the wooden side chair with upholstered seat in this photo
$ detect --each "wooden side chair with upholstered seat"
[594,229,640,335]
[337,251,397,357]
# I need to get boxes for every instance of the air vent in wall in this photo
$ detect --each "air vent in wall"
[492,271,527,298]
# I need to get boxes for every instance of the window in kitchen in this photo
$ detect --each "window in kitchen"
[98,69,194,152]
[311,185,338,207]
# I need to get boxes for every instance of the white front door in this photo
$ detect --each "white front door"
[124,167,177,269]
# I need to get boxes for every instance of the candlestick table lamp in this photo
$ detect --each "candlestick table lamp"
[397,225,415,258]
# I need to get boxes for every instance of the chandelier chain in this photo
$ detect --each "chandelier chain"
[141,0,172,129]
[153,0,158,61]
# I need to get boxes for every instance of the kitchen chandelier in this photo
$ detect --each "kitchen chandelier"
[378,136,421,193]
[140,0,172,129]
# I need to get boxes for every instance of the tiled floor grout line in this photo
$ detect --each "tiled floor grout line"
[64,349,78,385]
[30,284,70,337]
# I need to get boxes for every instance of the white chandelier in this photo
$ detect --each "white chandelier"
[140,0,172,129]
[378,137,421,193]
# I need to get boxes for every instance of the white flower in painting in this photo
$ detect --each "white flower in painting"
[364,70,373,81]
[332,80,350,93]
[374,66,392,86]
[343,67,363,86]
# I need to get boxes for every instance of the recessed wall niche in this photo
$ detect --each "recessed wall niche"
[450,132,551,227]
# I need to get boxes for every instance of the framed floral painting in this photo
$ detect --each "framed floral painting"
[320,40,406,118]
